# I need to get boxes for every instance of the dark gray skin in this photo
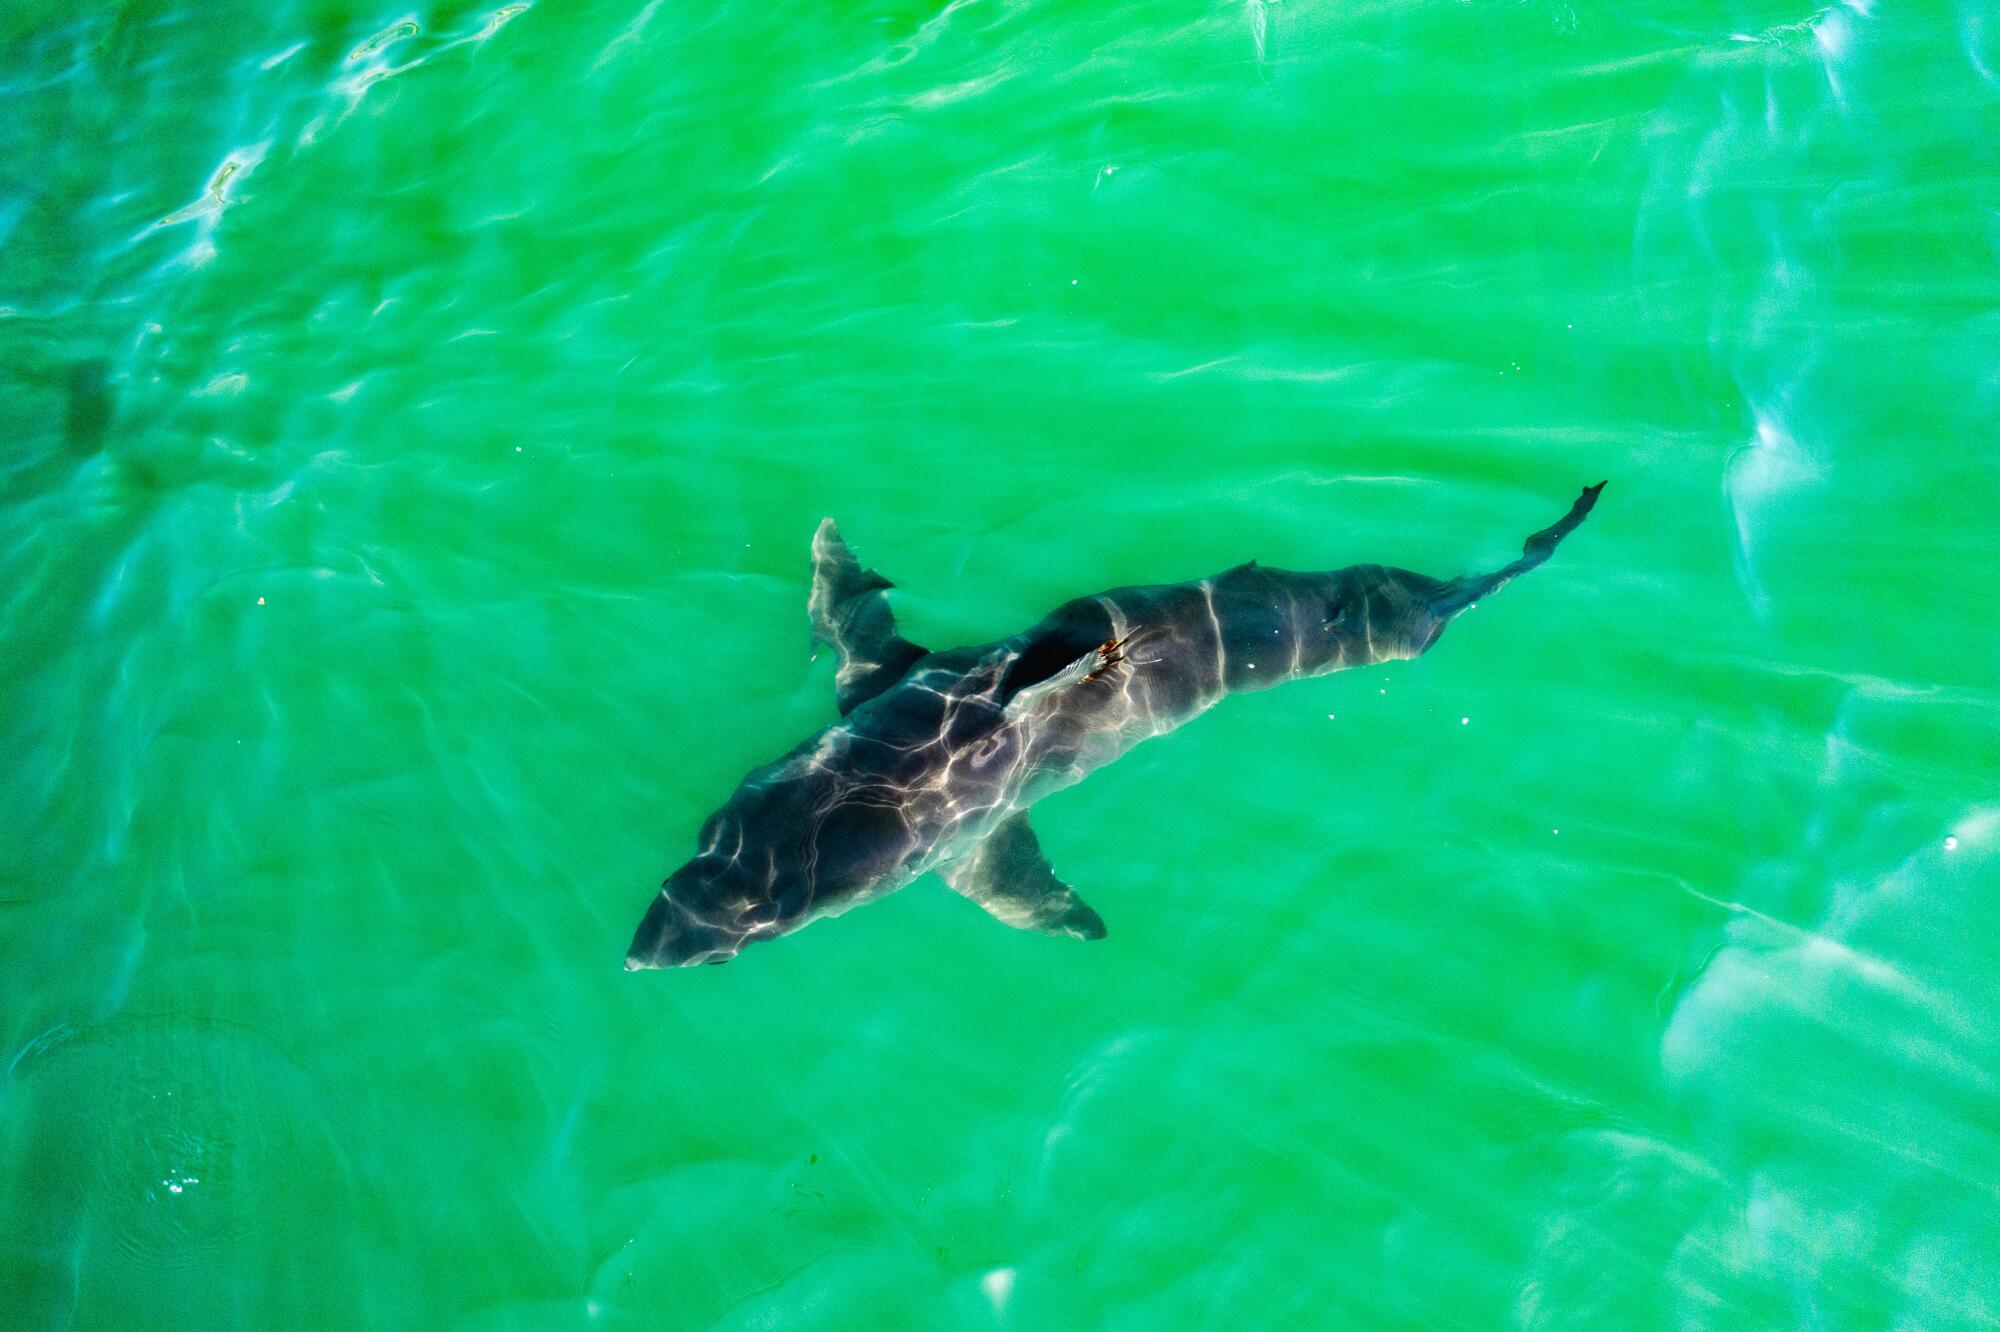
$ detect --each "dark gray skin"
[627,484,1604,968]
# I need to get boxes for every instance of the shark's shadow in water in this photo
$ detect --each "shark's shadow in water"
[627,484,1605,968]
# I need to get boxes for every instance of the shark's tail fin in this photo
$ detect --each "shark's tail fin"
[1429,482,1605,618]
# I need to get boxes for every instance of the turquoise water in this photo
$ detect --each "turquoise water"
[5,1,2000,1327]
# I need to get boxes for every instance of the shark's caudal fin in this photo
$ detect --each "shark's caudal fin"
[809,519,930,715]
[1429,482,1605,618]
[941,813,1107,940]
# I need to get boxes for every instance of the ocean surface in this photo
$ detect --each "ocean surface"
[4,1,1999,1328]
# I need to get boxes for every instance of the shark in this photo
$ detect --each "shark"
[626,484,1604,968]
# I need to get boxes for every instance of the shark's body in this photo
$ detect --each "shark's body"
[627,485,1603,968]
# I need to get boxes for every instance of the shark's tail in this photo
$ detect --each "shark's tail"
[1429,482,1605,618]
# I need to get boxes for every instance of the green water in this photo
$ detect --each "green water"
[5,0,1999,1327]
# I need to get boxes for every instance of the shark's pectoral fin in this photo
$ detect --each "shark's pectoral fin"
[941,813,1106,941]
[810,519,929,715]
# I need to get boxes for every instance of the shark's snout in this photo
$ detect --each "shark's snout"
[625,891,737,969]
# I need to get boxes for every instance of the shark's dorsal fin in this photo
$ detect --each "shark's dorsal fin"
[809,519,930,715]
[1001,635,1130,722]
[940,813,1106,940]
